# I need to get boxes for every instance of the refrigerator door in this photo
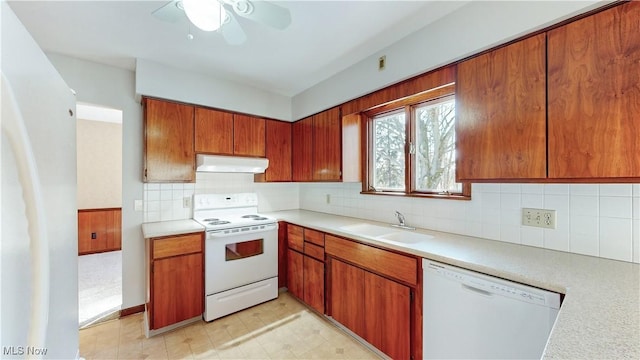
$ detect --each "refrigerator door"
[1,2,78,358]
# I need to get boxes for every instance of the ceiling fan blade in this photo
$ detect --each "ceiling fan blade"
[152,0,184,23]
[221,12,247,45]
[231,0,291,30]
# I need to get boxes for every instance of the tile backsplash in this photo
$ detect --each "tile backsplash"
[299,182,640,264]
[143,172,299,223]
[144,177,639,264]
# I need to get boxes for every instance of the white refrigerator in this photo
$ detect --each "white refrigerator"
[1,1,79,358]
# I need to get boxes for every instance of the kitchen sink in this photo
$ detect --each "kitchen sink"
[377,231,433,244]
[339,223,433,244]
[339,223,397,237]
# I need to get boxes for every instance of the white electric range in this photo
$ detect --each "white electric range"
[193,193,278,321]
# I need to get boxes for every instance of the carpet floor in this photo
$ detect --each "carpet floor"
[78,250,122,328]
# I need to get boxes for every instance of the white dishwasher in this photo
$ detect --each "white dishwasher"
[423,259,561,360]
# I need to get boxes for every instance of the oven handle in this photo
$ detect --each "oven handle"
[206,223,278,238]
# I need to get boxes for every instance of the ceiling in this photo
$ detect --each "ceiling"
[8,1,468,97]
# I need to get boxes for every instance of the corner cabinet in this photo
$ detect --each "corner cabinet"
[292,107,360,182]
[255,119,292,182]
[547,1,640,179]
[143,98,195,182]
[286,224,325,314]
[456,33,547,181]
[146,232,204,331]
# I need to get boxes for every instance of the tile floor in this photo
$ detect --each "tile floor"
[80,292,381,359]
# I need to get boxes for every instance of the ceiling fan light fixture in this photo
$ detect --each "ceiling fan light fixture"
[182,0,226,32]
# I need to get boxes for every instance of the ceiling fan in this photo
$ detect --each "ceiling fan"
[152,0,292,45]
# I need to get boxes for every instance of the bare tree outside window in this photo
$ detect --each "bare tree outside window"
[373,112,405,190]
[415,97,460,193]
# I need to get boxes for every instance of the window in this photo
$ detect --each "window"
[365,85,470,199]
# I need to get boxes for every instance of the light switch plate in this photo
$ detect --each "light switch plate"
[134,200,143,212]
[522,208,556,229]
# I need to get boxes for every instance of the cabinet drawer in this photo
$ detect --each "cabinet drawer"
[304,242,325,261]
[304,229,325,247]
[153,233,202,259]
[325,235,417,286]
[287,224,304,252]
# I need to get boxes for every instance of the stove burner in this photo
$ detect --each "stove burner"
[241,215,260,218]
[252,217,269,221]
[202,218,219,222]
[208,220,231,226]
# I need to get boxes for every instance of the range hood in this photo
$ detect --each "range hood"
[196,154,269,173]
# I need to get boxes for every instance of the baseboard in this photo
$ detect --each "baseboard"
[120,304,145,317]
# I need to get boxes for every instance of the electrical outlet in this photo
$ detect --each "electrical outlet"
[134,199,143,212]
[326,194,331,204]
[522,208,556,229]
[183,196,191,208]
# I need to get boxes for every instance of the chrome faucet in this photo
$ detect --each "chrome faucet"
[392,210,415,230]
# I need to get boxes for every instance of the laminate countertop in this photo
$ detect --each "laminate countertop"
[141,219,204,238]
[265,209,640,359]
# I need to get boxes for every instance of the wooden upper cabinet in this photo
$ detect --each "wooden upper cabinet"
[292,116,314,181]
[194,107,233,154]
[144,98,195,182]
[456,34,547,181]
[234,114,265,157]
[256,119,291,182]
[313,107,342,181]
[548,1,640,179]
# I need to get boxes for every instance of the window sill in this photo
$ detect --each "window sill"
[360,190,471,201]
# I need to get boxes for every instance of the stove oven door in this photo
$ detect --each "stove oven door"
[205,223,278,295]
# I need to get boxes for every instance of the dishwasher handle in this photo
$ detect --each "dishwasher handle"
[461,283,493,297]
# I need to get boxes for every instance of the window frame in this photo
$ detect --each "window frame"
[362,84,471,200]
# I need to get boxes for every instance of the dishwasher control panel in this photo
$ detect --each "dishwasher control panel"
[424,261,560,308]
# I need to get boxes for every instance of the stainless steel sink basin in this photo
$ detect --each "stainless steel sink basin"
[339,223,433,244]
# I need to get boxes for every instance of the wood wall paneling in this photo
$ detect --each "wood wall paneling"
[78,208,122,255]
[456,34,547,181]
[548,1,640,179]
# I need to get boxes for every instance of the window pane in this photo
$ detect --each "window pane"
[373,112,406,191]
[415,97,461,193]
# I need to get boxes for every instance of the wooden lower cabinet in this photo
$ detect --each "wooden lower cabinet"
[147,233,204,330]
[287,249,304,300]
[303,256,325,313]
[328,258,412,359]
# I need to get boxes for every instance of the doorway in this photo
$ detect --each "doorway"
[76,102,123,328]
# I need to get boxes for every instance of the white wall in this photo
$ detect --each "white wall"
[135,59,292,121]
[300,182,640,264]
[46,53,145,309]
[292,0,609,119]
[77,119,122,209]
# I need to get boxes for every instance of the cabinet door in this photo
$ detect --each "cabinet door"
[456,34,547,180]
[233,114,266,157]
[152,252,203,329]
[313,107,342,181]
[263,120,292,181]
[548,1,640,179]
[194,107,233,154]
[144,98,195,182]
[303,256,325,314]
[364,271,411,360]
[287,249,303,300]
[328,258,365,338]
[292,117,313,181]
